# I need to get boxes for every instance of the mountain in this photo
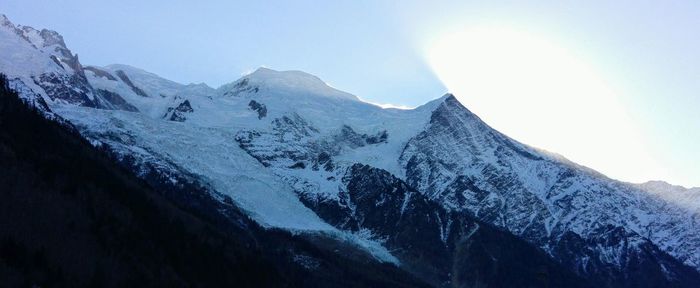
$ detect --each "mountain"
[1,14,699,287]
[0,74,432,287]
[0,15,135,112]
[398,96,700,286]
[637,181,700,216]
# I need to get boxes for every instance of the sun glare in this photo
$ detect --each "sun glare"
[426,26,667,183]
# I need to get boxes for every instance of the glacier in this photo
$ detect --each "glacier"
[1,13,699,287]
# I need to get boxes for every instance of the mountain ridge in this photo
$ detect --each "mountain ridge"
[0,73,432,288]
[1,14,699,287]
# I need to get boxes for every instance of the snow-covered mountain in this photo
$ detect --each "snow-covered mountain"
[2,14,699,287]
[637,181,700,216]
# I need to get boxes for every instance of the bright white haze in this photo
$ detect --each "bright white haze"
[427,26,667,184]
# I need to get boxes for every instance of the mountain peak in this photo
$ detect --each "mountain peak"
[223,67,359,101]
[0,14,71,59]
[640,180,699,192]
[0,14,11,27]
[246,67,321,81]
[32,27,67,49]
[0,14,21,36]
[436,92,476,115]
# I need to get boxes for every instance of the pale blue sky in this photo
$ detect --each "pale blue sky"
[3,1,699,186]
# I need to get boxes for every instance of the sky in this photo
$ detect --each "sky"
[2,0,699,187]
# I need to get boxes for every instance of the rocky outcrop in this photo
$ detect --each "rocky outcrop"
[3,13,699,286]
[222,77,259,97]
[399,95,700,287]
[248,100,267,119]
[332,125,387,147]
[316,164,592,287]
[163,100,193,122]
[0,15,150,113]
[115,70,148,97]
[231,94,700,287]
[96,89,139,112]
[33,73,97,107]
[84,66,117,81]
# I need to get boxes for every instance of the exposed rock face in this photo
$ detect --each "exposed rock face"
[18,24,99,108]
[0,15,144,112]
[84,66,117,81]
[33,73,97,107]
[220,93,700,287]
[6,78,60,121]
[248,100,267,119]
[96,89,139,112]
[235,109,700,287]
[115,70,148,97]
[2,14,700,287]
[0,79,432,288]
[17,24,71,58]
[311,164,591,287]
[163,100,193,122]
[234,113,319,167]
[234,115,387,170]
[222,77,259,97]
[334,125,388,147]
[399,95,700,287]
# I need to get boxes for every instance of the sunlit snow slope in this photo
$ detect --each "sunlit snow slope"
[2,14,699,287]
